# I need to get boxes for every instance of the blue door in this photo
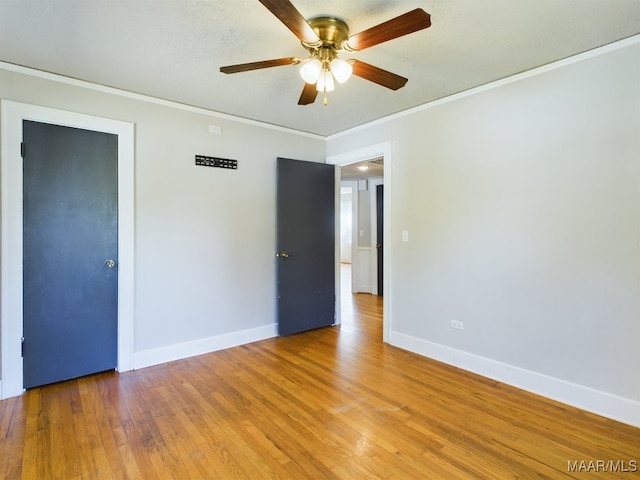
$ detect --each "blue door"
[22,120,118,389]
[276,157,335,336]
[376,184,384,296]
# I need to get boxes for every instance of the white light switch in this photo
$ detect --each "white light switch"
[359,230,365,237]
[402,230,409,242]
[209,124,222,134]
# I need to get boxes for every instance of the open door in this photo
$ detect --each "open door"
[276,157,335,336]
[376,184,384,296]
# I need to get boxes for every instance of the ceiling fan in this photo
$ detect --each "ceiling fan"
[220,0,431,105]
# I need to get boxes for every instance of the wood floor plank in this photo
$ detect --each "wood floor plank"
[0,397,26,480]
[1,268,638,478]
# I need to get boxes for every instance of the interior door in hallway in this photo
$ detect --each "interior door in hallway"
[276,157,335,336]
[376,184,383,296]
[22,120,118,388]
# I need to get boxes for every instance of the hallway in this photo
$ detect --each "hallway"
[339,263,383,341]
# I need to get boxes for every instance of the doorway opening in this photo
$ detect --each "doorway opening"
[328,141,391,342]
[339,163,383,296]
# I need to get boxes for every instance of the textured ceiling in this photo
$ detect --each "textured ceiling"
[341,158,384,179]
[1,0,639,137]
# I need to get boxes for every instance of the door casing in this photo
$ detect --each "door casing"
[327,141,392,342]
[1,100,135,399]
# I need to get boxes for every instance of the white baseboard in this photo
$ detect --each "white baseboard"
[133,323,278,370]
[390,331,640,428]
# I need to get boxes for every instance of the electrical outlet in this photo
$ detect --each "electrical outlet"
[451,320,464,330]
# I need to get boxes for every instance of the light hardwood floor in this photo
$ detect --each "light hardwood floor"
[1,266,638,478]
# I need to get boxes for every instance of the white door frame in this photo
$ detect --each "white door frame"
[1,100,135,399]
[327,141,392,342]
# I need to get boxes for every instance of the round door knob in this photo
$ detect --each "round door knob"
[105,259,117,269]
[276,251,289,259]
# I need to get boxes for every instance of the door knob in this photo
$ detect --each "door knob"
[104,259,117,269]
[276,251,289,259]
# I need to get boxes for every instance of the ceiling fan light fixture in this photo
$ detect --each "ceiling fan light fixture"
[316,70,335,92]
[299,58,322,84]
[330,58,352,83]
[220,5,431,106]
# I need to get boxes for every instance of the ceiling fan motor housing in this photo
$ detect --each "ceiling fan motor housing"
[303,16,350,52]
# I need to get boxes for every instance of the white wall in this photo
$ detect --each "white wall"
[1,38,638,426]
[0,64,325,375]
[327,40,640,426]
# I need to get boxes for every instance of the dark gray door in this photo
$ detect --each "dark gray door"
[23,120,118,389]
[376,184,384,296]
[276,157,335,336]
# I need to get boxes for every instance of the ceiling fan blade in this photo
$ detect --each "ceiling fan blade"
[258,0,320,44]
[298,83,318,105]
[220,57,299,74]
[351,60,408,90]
[345,8,431,51]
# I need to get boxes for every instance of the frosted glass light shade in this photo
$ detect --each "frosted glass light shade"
[330,58,352,83]
[316,71,335,92]
[300,59,322,84]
